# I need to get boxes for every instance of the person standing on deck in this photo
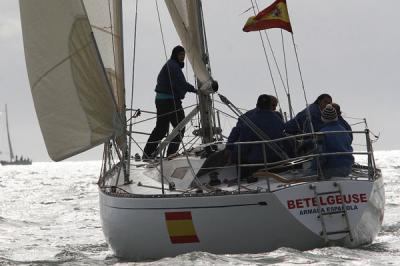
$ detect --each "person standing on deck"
[143,45,197,160]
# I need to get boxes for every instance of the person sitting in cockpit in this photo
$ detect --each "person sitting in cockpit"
[311,104,354,178]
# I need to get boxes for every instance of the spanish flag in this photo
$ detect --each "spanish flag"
[165,211,199,244]
[243,0,292,33]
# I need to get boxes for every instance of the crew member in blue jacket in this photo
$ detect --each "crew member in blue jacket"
[225,95,283,158]
[238,95,287,165]
[332,103,353,143]
[312,104,354,178]
[143,45,197,160]
[285,94,332,134]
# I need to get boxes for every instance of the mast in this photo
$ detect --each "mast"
[195,0,215,144]
[164,0,218,145]
[113,0,126,117]
[5,105,14,161]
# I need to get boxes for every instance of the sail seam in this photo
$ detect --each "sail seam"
[30,41,93,90]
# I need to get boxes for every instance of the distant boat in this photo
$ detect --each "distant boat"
[0,104,32,166]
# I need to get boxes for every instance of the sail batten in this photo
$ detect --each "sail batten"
[19,0,123,161]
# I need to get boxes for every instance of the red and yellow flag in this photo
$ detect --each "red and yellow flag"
[165,211,199,244]
[243,0,292,33]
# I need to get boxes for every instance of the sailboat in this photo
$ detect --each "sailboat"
[0,105,32,166]
[19,0,384,261]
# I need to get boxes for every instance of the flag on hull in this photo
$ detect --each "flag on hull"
[165,211,200,244]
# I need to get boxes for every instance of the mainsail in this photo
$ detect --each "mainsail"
[165,0,211,85]
[165,0,217,143]
[19,0,124,161]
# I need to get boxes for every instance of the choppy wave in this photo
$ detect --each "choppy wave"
[0,152,400,265]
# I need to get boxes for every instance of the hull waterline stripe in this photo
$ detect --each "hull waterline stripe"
[104,201,268,210]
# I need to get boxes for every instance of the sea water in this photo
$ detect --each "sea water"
[0,151,399,265]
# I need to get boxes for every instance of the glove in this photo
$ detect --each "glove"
[211,80,219,92]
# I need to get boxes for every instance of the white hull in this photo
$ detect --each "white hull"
[99,170,384,260]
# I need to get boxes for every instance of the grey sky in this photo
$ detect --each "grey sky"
[1,0,399,162]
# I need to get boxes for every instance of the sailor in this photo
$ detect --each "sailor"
[238,95,287,164]
[224,94,269,161]
[271,95,284,121]
[285,93,332,134]
[332,103,353,143]
[225,95,288,180]
[143,45,197,160]
[312,104,354,178]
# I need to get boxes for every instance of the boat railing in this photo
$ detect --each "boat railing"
[135,129,377,195]
[223,129,377,191]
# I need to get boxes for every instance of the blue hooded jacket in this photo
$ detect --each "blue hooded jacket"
[226,108,257,151]
[237,109,287,163]
[155,59,196,99]
[285,103,324,134]
[338,116,353,143]
[312,121,354,171]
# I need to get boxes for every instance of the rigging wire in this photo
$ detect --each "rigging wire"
[107,0,118,94]
[155,0,168,61]
[249,0,281,111]
[125,0,139,182]
[129,0,139,114]
[252,0,295,120]
[280,29,293,119]
[291,34,312,131]
[254,0,289,96]
[130,104,198,126]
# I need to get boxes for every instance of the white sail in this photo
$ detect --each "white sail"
[165,0,212,85]
[83,0,125,114]
[19,0,123,161]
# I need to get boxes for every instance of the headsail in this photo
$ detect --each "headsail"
[19,0,124,161]
[165,0,211,85]
[83,0,125,115]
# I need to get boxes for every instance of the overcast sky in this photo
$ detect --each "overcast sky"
[0,0,399,162]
